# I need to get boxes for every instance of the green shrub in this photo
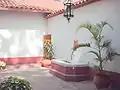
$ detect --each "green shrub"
[0,76,32,90]
[0,61,7,70]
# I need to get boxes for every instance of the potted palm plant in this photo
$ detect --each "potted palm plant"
[72,21,120,89]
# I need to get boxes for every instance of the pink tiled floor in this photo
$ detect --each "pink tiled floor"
[0,64,111,90]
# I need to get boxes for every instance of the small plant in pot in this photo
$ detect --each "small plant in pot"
[42,38,54,67]
[72,21,120,89]
[0,76,32,90]
[43,39,54,60]
[0,61,7,70]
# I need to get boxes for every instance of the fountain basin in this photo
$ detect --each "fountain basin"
[50,59,90,81]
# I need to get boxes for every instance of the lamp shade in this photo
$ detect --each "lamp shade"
[63,0,74,23]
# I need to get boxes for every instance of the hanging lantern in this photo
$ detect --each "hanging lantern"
[63,0,74,23]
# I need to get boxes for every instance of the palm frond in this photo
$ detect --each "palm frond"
[94,58,101,62]
[71,43,90,60]
[104,44,120,61]
[102,40,111,48]
[96,21,113,37]
[99,35,104,42]
[76,22,98,40]
[73,43,90,51]
[88,51,100,59]
[106,51,120,61]
[101,21,113,30]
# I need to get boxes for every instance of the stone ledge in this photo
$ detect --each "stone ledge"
[50,69,90,81]
[50,62,90,81]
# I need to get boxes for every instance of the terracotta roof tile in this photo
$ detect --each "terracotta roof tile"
[0,0,63,13]
[44,0,101,18]
[0,0,101,17]
[20,0,64,10]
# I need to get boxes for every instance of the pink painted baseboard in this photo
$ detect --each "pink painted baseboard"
[0,56,43,65]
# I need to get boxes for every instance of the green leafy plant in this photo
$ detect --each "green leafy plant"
[0,76,32,90]
[44,40,54,59]
[72,21,120,71]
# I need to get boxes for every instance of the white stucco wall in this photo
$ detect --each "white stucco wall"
[0,11,47,58]
[48,0,120,73]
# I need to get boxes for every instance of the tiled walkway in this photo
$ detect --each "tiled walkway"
[0,64,110,90]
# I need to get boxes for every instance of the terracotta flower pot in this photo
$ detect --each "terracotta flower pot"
[93,72,111,89]
[41,60,51,67]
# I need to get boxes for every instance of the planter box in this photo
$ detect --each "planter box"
[50,60,90,81]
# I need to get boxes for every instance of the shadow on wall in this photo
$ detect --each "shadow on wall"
[0,29,45,64]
